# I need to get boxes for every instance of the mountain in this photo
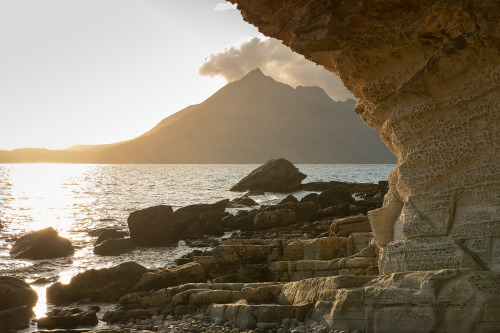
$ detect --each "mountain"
[0,69,396,163]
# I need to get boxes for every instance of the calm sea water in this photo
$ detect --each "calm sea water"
[0,164,394,319]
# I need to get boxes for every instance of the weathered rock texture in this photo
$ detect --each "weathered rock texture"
[230,0,500,273]
[284,269,500,333]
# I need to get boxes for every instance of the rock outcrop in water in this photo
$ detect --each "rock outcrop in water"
[0,276,37,331]
[229,0,500,274]
[231,158,307,192]
[10,227,74,260]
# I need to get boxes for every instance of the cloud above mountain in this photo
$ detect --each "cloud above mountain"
[199,37,354,101]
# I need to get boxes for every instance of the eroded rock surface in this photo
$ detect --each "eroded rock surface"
[230,0,500,273]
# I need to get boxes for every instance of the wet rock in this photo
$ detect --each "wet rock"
[32,277,57,285]
[0,306,32,331]
[127,205,178,247]
[46,261,147,305]
[230,158,306,193]
[93,238,136,256]
[93,229,128,246]
[317,186,354,208]
[37,310,98,329]
[135,262,206,291]
[230,197,259,207]
[0,276,38,311]
[10,227,74,260]
[175,199,229,217]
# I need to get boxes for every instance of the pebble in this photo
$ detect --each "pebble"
[115,312,362,333]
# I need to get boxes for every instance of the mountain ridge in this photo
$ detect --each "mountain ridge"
[0,69,396,164]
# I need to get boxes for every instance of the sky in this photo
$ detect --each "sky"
[0,0,352,150]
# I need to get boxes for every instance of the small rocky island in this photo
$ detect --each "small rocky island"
[1,158,393,332]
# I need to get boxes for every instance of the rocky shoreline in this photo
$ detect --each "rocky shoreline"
[1,159,387,332]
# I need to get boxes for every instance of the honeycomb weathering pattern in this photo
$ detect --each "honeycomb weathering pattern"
[230,0,500,273]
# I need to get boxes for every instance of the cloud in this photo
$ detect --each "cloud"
[213,2,237,11]
[199,37,354,101]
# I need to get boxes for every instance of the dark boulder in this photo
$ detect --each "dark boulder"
[0,276,38,311]
[0,306,32,331]
[46,261,147,305]
[254,209,297,230]
[267,201,317,222]
[317,185,355,208]
[37,310,98,329]
[300,193,319,205]
[175,199,229,217]
[93,229,128,246]
[230,158,306,192]
[127,205,178,247]
[173,211,200,232]
[10,227,74,260]
[279,194,299,204]
[317,203,351,219]
[93,238,136,256]
[199,209,228,236]
[229,196,259,207]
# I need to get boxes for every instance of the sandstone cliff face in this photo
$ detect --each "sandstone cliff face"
[230,0,500,273]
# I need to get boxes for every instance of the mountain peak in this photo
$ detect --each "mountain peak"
[240,68,272,81]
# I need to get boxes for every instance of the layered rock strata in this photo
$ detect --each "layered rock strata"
[229,0,500,274]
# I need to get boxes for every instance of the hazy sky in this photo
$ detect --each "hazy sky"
[0,0,351,150]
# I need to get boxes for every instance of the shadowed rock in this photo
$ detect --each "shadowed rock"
[46,261,147,305]
[10,227,74,260]
[0,276,37,311]
[127,205,178,247]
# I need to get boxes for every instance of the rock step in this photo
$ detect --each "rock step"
[277,275,376,305]
[268,257,378,282]
[119,282,285,310]
[206,302,311,329]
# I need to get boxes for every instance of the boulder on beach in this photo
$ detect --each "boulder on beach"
[230,158,306,193]
[47,261,147,305]
[0,276,38,311]
[10,227,74,260]
[127,205,178,247]
[93,237,136,256]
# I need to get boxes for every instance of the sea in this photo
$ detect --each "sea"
[0,163,394,321]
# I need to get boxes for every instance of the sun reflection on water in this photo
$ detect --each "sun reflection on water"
[5,164,92,236]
